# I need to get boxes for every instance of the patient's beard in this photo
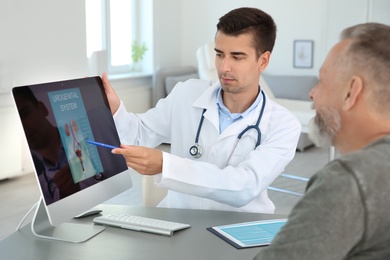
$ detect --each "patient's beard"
[308,107,341,148]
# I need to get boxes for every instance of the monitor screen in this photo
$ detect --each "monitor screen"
[12,76,132,227]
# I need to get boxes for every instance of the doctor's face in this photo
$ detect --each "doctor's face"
[214,31,269,95]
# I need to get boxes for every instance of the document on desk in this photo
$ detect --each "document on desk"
[207,219,287,249]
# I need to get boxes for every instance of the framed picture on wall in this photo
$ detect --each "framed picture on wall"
[293,40,314,68]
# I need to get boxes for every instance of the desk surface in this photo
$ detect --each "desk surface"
[0,204,285,260]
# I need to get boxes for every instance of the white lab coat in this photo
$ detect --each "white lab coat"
[114,79,301,213]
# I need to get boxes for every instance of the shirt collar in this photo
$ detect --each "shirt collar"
[216,86,262,118]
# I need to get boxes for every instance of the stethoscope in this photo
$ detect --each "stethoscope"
[189,90,266,158]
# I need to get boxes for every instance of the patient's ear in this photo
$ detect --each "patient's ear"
[343,76,363,111]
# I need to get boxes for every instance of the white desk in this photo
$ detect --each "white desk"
[0,204,286,260]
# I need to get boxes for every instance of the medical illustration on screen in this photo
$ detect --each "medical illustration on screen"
[48,88,104,183]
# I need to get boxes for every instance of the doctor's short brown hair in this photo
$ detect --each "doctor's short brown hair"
[216,7,277,59]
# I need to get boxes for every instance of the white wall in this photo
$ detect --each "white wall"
[2,0,389,95]
[152,0,183,69]
[3,0,388,98]
[156,0,330,75]
[0,0,88,93]
[153,0,390,76]
[0,0,90,177]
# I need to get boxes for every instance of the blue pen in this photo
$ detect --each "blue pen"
[85,140,119,149]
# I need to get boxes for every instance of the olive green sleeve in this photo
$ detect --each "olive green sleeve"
[254,161,365,260]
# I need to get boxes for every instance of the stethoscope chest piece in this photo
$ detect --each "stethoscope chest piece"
[188,90,266,159]
[189,144,203,158]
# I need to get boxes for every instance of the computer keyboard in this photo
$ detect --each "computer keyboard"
[93,214,191,236]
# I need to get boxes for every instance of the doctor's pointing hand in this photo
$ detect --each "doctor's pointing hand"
[112,145,163,175]
[101,7,301,214]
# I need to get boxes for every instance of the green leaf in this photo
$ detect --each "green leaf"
[131,41,148,63]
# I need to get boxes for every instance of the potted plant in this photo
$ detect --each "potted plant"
[131,40,147,71]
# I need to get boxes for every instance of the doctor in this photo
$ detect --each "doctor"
[104,7,301,213]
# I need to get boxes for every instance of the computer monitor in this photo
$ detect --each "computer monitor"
[12,76,132,242]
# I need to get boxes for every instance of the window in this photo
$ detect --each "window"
[86,0,150,75]
[108,0,135,68]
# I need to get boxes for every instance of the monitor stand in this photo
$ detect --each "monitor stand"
[31,198,105,243]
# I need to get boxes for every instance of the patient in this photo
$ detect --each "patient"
[254,22,390,259]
